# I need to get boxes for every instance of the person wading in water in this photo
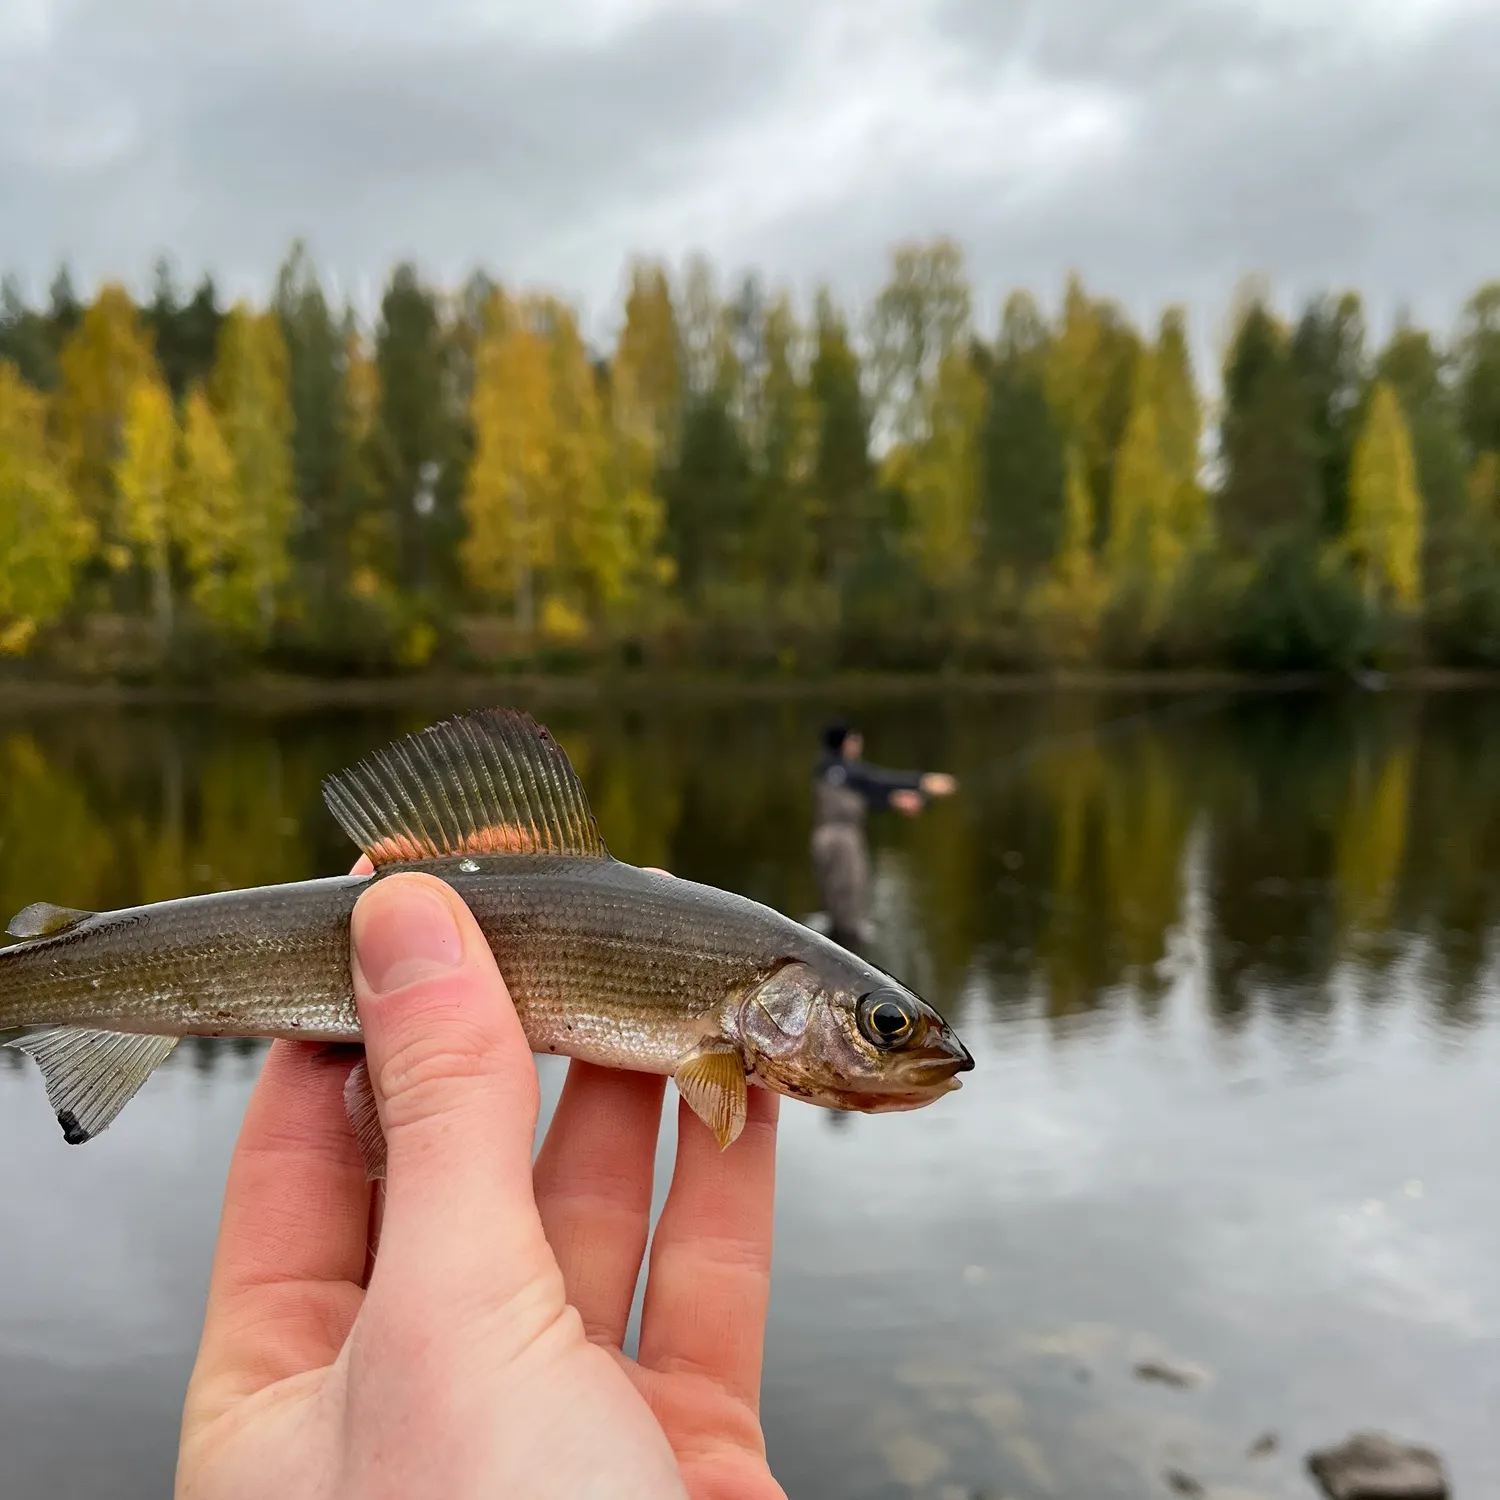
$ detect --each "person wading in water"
[812,721,958,946]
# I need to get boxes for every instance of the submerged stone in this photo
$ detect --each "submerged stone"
[1306,1432,1448,1500]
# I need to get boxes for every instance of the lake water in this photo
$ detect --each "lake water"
[0,688,1497,1499]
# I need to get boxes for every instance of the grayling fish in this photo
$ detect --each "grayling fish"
[0,708,972,1173]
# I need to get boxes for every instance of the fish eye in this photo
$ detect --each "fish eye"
[857,989,921,1049]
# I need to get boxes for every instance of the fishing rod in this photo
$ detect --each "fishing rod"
[975,689,1237,791]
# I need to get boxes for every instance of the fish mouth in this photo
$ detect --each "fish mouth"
[847,1045,974,1113]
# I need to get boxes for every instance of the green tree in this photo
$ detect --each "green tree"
[1029,446,1109,661]
[1108,352,1178,603]
[809,290,874,597]
[868,239,972,447]
[1044,275,1142,530]
[372,264,461,599]
[273,241,352,598]
[663,390,751,602]
[744,291,815,590]
[1456,283,1500,461]
[1218,293,1319,554]
[1376,323,1470,574]
[146,258,223,400]
[115,372,179,647]
[1346,380,1423,612]
[0,277,57,390]
[0,362,92,652]
[1290,292,1367,534]
[210,306,296,638]
[980,291,1064,580]
[893,347,986,595]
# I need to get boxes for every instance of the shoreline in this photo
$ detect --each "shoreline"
[2,665,1500,713]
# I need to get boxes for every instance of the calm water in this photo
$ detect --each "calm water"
[1,689,1498,1499]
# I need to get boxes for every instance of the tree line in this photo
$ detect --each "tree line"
[2,239,1499,675]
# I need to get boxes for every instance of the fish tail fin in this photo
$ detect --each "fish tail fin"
[6,1027,179,1144]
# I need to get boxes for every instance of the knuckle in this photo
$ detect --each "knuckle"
[374,1014,536,1132]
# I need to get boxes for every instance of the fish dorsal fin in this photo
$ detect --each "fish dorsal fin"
[322,707,608,867]
[6,902,97,940]
[7,1027,179,1143]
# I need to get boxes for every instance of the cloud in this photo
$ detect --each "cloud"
[1,0,1495,344]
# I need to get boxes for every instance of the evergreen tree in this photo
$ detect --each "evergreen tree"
[373,264,460,599]
[1376,323,1470,573]
[0,277,56,390]
[745,291,815,589]
[1457,285,1500,447]
[273,241,351,596]
[47,266,82,352]
[1290,291,1367,534]
[809,290,873,598]
[1218,296,1319,553]
[980,291,1064,579]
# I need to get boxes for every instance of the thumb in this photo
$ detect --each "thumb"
[351,871,553,1306]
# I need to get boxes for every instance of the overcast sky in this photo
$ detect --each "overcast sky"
[2,0,1497,349]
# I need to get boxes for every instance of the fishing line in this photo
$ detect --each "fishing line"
[976,689,1237,792]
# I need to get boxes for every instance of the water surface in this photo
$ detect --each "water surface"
[1,690,1497,1499]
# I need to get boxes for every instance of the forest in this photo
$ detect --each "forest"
[1,238,1499,677]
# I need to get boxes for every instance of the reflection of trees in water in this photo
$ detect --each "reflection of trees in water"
[0,692,1495,1055]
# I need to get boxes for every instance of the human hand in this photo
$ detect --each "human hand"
[891,788,924,816]
[919,772,957,798]
[178,861,786,1500]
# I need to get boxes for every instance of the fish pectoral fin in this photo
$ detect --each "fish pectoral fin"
[673,1044,749,1151]
[321,707,609,868]
[342,1057,387,1181]
[6,902,97,940]
[7,1027,179,1144]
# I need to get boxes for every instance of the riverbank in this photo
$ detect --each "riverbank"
[3,664,1500,713]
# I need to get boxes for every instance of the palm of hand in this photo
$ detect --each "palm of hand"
[178,870,786,1500]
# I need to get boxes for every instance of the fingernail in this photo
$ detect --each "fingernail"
[353,880,466,996]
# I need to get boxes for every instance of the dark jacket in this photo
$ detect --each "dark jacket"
[812,754,923,829]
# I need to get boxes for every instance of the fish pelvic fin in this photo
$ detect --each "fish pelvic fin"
[6,902,97,940]
[674,1043,749,1151]
[7,1027,178,1144]
[322,707,609,868]
[342,1057,387,1181]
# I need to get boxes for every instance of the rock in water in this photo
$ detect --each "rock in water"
[1306,1433,1448,1500]
[1133,1356,1205,1389]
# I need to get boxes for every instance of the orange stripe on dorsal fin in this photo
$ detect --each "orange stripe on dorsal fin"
[322,708,609,868]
